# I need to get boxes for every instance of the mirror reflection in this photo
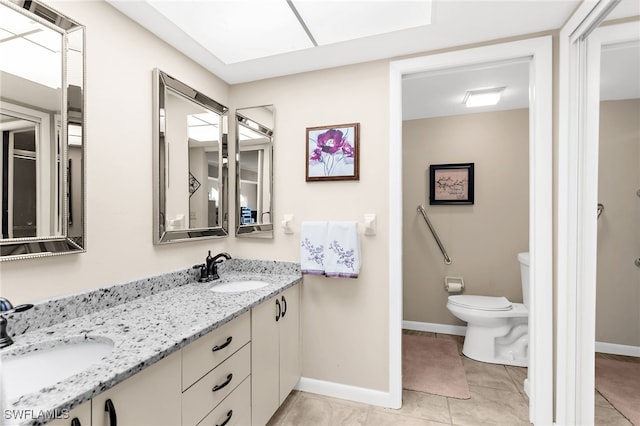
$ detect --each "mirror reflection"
[0,0,85,260]
[153,69,229,244]
[235,105,274,238]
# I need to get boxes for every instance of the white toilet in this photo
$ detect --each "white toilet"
[446,252,530,367]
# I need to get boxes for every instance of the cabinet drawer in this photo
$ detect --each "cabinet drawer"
[183,343,251,426]
[183,312,250,390]
[196,376,251,426]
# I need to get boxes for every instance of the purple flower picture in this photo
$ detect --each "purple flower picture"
[306,123,359,181]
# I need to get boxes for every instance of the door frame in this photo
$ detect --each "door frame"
[556,0,638,421]
[388,36,553,424]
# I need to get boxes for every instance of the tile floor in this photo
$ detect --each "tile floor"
[266,331,634,426]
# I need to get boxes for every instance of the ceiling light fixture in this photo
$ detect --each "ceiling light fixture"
[463,87,506,108]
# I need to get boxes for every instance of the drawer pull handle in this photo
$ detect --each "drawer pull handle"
[105,399,117,426]
[275,299,281,322]
[281,295,287,318]
[212,336,233,352]
[71,418,81,426]
[212,373,233,392]
[216,410,233,426]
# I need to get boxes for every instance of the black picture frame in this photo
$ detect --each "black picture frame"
[429,163,474,205]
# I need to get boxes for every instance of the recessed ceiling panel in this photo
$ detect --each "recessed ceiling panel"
[147,0,314,64]
[293,0,431,46]
[402,60,530,120]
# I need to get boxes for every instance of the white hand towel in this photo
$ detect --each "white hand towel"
[300,221,328,275]
[325,221,361,278]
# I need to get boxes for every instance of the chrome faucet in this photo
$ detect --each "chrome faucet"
[0,297,34,349]
[193,252,231,282]
[207,252,231,280]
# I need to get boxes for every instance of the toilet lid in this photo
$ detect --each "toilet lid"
[448,295,513,311]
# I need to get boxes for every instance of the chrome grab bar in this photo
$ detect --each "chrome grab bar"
[417,204,452,265]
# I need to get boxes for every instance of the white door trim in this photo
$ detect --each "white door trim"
[556,4,639,422]
[388,36,553,424]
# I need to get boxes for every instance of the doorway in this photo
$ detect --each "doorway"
[389,36,553,424]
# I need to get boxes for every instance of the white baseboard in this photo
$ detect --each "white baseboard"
[295,377,395,408]
[402,320,467,336]
[595,341,640,357]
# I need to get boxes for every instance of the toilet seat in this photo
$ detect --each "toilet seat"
[448,295,513,311]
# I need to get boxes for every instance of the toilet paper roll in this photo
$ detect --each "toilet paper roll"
[445,282,463,293]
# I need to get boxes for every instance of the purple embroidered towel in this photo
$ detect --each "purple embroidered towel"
[300,221,328,275]
[325,221,361,278]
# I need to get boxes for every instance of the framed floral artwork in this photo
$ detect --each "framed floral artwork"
[306,123,360,181]
[429,163,474,205]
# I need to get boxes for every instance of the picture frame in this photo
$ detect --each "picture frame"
[429,163,474,205]
[306,123,359,181]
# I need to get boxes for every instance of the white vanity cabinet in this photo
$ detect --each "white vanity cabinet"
[251,284,301,426]
[41,284,299,426]
[181,312,251,426]
[47,400,91,426]
[91,351,182,426]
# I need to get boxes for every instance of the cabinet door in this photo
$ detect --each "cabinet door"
[251,295,280,426]
[278,284,301,403]
[47,400,91,426]
[92,351,181,426]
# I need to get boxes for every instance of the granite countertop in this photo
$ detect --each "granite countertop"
[0,259,301,425]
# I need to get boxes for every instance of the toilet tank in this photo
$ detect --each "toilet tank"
[518,252,530,308]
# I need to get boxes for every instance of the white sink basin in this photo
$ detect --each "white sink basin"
[0,337,114,403]
[210,280,270,293]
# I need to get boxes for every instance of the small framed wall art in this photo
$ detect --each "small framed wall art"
[429,163,474,205]
[306,123,360,181]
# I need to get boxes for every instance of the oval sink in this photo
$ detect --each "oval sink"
[210,280,270,293]
[1,337,114,403]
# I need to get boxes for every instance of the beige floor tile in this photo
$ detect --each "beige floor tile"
[462,357,519,392]
[448,386,529,426]
[267,335,639,425]
[267,391,300,426]
[505,365,528,399]
[377,390,451,424]
[365,409,450,426]
[276,392,369,426]
[594,405,634,425]
[595,389,615,408]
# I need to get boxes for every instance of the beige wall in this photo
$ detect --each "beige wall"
[0,1,391,392]
[596,99,640,347]
[0,0,230,301]
[403,109,529,325]
[229,63,391,391]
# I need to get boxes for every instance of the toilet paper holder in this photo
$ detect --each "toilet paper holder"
[444,276,464,293]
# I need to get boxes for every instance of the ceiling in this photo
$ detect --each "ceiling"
[106,0,640,120]
[107,0,586,84]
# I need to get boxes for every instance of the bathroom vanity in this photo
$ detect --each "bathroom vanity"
[0,259,301,426]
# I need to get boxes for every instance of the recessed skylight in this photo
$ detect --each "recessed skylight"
[147,0,313,64]
[0,6,61,89]
[145,0,431,65]
[293,0,431,46]
[188,112,219,142]
[463,87,506,108]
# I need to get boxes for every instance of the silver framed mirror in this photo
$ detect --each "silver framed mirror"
[235,105,274,238]
[0,0,85,261]
[153,69,229,244]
